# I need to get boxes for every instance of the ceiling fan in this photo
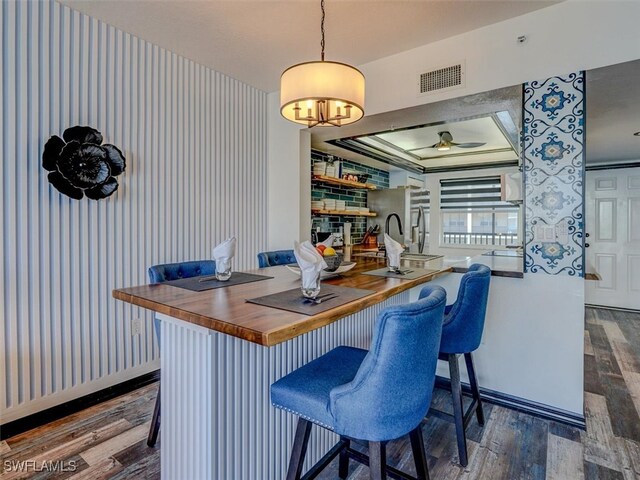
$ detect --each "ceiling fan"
[430,131,486,151]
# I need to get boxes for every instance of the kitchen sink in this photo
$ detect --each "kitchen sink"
[352,251,443,262]
[482,250,523,257]
[400,253,443,261]
[352,251,386,258]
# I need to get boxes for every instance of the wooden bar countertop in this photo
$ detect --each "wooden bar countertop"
[113,257,452,347]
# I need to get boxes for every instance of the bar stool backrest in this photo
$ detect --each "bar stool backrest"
[431,264,491,354]
[329,285,447,441]
[148,260,216,283]
[257,250,296,268]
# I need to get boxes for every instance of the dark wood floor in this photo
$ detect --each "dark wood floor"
[2,307,639,479]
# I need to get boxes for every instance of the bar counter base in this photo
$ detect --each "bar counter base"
[159,291,409,480]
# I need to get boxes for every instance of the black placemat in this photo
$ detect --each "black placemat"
[165,272,273,292]
[362,267,437,280]
[245,284,374,315]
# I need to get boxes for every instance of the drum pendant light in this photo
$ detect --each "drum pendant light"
[280,0,365,127]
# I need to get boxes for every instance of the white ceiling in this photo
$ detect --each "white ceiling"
[61,0,560,92]
[333,115,519,172]
[60,0,638,167]
[378,117,514,159]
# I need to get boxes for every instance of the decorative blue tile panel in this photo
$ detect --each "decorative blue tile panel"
[523,72,585,277]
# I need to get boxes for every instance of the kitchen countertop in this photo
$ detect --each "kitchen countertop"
[387,252,525,279]
[449,254,524,278]
[113,257,452,346]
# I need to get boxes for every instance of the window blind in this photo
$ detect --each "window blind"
[440,176,516,210]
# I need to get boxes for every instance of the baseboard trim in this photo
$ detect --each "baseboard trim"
[585,304,640,314]
[2,370,586,439]
[0,370,160,440]
[434,376,586,430]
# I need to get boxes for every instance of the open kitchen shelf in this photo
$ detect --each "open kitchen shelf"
[311,209,377,217]
[312,175,377,190]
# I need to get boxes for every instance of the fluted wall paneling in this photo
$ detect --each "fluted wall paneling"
[0,0,268,423]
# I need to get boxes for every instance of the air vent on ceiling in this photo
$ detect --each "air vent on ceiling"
[418,62,465,95]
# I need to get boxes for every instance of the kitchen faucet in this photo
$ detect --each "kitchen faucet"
[385,213,403,236]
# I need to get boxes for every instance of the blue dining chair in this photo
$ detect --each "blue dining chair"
[146,259,216,447]
[421,264,491,467]
[257,249,296,268]
[271,286,447,480]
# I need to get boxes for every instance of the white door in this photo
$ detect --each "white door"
[585,167,640,309]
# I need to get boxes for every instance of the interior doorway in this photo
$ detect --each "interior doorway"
[585,167,640,310]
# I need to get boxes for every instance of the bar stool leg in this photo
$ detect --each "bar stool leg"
[339,436,351,479]
[448,354,468,467]
[147,384,161,447]
[368,441,387,480]
[464,352,485,426]
[409,426,430,480]
[286,418,313,480]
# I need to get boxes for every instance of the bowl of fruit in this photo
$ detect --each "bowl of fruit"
[317,246,343,272]
[286,244,356,278]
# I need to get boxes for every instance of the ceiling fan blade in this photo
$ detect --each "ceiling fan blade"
[451,142,486,148]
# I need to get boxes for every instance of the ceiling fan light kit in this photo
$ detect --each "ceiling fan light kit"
[430,131,486,150]
[280,0,365,127]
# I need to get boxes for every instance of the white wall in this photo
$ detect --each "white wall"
[267,91,305,249]
[413,272,585,414]
[360,0,640,116]
[1,1,267,423]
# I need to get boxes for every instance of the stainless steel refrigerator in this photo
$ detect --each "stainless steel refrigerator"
[367,187,430,253]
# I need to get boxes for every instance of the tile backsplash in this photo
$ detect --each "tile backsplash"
[311,150,389,243]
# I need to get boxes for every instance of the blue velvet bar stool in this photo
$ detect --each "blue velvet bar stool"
[146,259,216,447]
[257,249,296,268]
[422,264,491,467]
[271,286,447,480]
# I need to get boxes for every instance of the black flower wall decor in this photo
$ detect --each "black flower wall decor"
[42,126,126,200]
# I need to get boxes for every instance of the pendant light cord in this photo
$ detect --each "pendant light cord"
[320,0,325,61]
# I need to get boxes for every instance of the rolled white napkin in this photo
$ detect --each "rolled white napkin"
[318,234,335,248]
[384,233,404,268]
[212,237,237,272]
[294,240,328,289]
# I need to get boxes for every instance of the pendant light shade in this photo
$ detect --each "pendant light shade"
[280,1,365,127]
[280,61,365,127]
